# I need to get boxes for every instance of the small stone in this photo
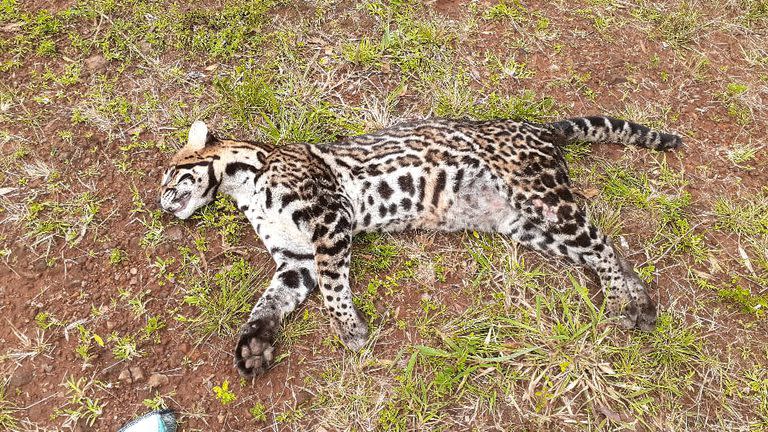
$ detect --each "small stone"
[130,267,138,275]
[1,22,23,32]
[106,321,116,331]
[188,71,206,81]
[217,413,225,424]
[129,366,145,382]
[8,368,33,390]
[581,188,600,199]
[147,373,169,389]
[295,390,313,405]
[165,225,184,241]
[129,276,138,286]
[84,54,107,72]
[118,368,132,382]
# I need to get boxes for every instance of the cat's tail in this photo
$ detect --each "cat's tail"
[545,116,682,151]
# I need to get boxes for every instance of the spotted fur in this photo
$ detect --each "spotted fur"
[158,116,681,377]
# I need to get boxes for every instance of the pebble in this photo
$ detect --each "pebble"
[295,390,313,405]
[8,368,33,390]
[147,373,169,389]
[84,54,107,72]
[118,369,131,382]
[165,225,184,241]
[186,71,205,81]
[129,366,145,382]
[130,267,138,275]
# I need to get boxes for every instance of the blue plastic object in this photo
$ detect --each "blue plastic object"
[117,409,177,432]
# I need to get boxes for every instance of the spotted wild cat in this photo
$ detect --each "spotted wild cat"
[158,116,681,377]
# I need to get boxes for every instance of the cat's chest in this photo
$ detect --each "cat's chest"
[249,213,312,255]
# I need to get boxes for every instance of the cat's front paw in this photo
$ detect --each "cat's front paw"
[334,309,370,352]
[613,294,657,332]
[633,292,657,332]
[234,317,279,377]
[340,323,369,352]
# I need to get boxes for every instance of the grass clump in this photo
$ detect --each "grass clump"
[366,1,456,76]
[600,165,653,209]
[374,275,710,429]
[352,232,400,277]
[714,193,768,236]
[181,258,266,337]
[194,195,247,246]
[717,279,768,317]
[24,191,101,250]
[432,69,557,122]
[718,82,753,126]
[742,0,768,27]
[279,309,319,347]
[0,386,17,430]
[597,164,708,262]
[170,0,274,60]
[726,143,761,167]
[632,1,705,48]
[54,377,104,429]
[482,0,527,21]
[350,233,413,322]
[215,63,362,144]
[342,37,384,67]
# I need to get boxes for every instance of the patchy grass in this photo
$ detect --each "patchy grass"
[714,193,768,236]
[0,386,18,430]
[2,0,768,430]
[180,257,267,337]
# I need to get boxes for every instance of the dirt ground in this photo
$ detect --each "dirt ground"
[1,0,767,431]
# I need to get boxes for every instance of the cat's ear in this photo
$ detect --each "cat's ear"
[187,121,208,150]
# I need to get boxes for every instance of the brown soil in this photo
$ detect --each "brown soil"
[1,0,767,431]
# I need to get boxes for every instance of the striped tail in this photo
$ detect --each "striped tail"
[546,116,682,151]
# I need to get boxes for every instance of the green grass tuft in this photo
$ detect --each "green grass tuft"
[181,258,266,337]
[714,193,768,236]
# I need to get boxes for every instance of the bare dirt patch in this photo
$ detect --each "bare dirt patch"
[1,0,767,431]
